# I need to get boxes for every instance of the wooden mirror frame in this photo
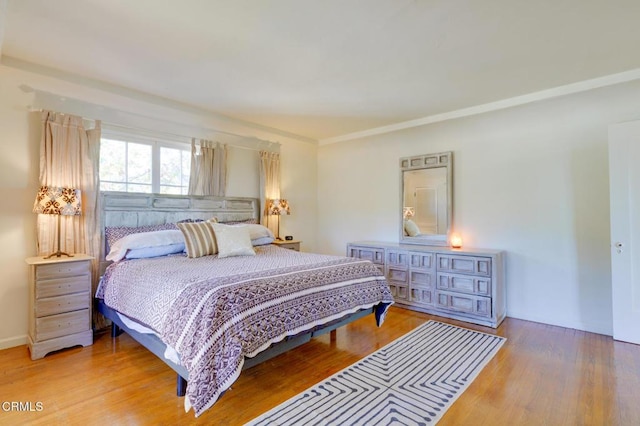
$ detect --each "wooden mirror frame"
[399,151,453,246]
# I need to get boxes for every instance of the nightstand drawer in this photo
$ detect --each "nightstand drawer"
[277,243,298,250]
[35,309,90,341]
[272,240,301,252]
[36,275,90,299]
[36,261,90,279]
[35,292,90,317]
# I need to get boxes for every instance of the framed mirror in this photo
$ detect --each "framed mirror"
[400,151,452,246]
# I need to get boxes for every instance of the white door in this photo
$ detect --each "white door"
[609,120,640,344]
[415,187,437,234]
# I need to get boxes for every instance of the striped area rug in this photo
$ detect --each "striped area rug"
[247,320,506,426]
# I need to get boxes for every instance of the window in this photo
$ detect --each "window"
[159,146,191,194]
[99,136,191,195]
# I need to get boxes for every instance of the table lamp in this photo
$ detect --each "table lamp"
[33,186,82,258]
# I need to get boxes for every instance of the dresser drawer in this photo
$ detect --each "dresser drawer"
[36,261,90,279]
[410,286,434,306]
[349,246,385,265]
[386,250,408,269]
[409,252,435,270]
[35,292,90,317]
[36,275,90,299]
[387,266,409,283]
[410,270,435,287]
[435,291,492,317]
[437,273,491,296]
[35,309,90,341]
[437,254,492,277]
[388,282,409,301]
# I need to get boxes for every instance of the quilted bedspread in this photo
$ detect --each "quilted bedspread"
[99,245,393,416]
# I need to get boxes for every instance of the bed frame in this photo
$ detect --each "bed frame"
[98,299,373,396]
[97,191,377,397]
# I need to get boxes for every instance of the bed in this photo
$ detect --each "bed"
[95,192,394,416]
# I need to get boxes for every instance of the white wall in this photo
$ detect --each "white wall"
[0,64,317,349]
[0,67,39,349]
[318,80,640,335]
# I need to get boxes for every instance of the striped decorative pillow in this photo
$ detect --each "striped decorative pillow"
[176,221,218,258]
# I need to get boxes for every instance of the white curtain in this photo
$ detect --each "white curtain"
[259,151,281,236]
[188,139,227,196]
[37,111,101,298]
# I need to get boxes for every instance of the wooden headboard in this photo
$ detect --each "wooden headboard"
[100,191,260,269]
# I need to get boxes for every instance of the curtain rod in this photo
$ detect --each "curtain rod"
[99,121,280,153]
[28,106,281,153]
[26,85,281,151]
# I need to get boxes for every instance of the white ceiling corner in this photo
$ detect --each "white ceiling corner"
[3,0,640,142]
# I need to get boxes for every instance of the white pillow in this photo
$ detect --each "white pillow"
[230,223,274,240]
[211,223,256,258]
[251,236,275,246]
[404,219,421,237]
[125,243,185,259]
[106,230,185,262]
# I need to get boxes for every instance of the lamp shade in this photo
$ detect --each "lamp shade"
[267,199,290,216]
[33,186,82,216]
[403,206,415,219]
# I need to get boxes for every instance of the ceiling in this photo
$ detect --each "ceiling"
[3,0,640,142]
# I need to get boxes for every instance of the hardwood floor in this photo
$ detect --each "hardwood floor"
[1,306,639,425]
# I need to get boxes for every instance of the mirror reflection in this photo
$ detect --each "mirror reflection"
[403,168,448,235]
[400,152,452,246]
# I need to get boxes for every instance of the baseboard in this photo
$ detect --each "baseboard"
[0,335,28,351]
[506,310,613,336]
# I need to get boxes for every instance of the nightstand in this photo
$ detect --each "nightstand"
[25,254,94,360]
[272,240,301,251]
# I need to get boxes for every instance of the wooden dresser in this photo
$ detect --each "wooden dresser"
[25,255,94,360]
[347,241,505,328]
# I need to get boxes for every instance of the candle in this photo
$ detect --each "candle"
[451,234,463,249]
